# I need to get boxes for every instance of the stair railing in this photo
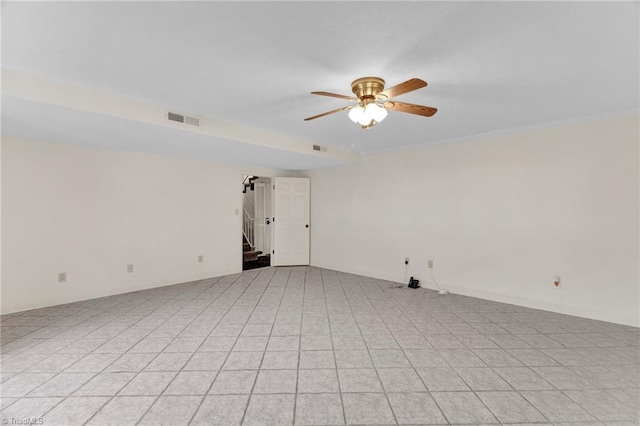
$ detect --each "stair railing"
[243,207,255,248]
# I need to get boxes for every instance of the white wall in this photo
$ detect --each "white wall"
[1,137,281,314]
[307,114,640,326]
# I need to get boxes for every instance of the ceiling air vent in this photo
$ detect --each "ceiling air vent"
[167,111,201,127]
[313,144,327,152]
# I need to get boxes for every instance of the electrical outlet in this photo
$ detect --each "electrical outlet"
[428,260,434,269]
[404,257,409,265]
[127,264,134,273]
[58,272,66,283]
[198,255,203,263]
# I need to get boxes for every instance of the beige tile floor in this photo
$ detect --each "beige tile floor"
[1,266,639,425]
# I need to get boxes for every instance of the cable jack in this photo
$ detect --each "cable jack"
[425,263,447,295]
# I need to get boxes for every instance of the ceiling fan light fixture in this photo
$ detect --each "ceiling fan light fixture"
[358,114,372,126]
[348,106,364,123]
[361,120,375,130]
[365,103,388,123]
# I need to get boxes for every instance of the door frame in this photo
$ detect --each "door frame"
[240,173,308,268]
[240,172,276,267]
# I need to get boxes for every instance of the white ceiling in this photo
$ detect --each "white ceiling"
[2,1,638,164]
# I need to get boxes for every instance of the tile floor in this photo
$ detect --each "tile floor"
[1,266,639,425]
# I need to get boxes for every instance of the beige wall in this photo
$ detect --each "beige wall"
[1,137,278,314]
[307,114,640,326]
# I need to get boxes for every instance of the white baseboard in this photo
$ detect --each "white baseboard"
[310,261,639,328]
[0,266,241,315]
[443,284,639,328]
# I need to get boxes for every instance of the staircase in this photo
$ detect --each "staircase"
[243,235,261,263]
[243,235,269,270]
[242,175,257,194]
[242,175,271,270]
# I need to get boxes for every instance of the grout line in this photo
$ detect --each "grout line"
[321,268,349,426]
[368,277,494,424]
[33,280,226,421]
[185,267,279,425]
[130,276,246,424]
[236,266,292,426]
[290,266,307,426]
[370,280,554,425]
[78,274,242,425]
[334,271,400,425]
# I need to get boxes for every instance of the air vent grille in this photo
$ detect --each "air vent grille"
[184,116,200,126]
[167,111,201,127]
[168,112,184,123]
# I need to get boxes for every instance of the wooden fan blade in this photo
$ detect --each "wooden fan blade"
[304,106,351,121]
[377,78,427,99]
[384,101,437,117]
[311,91,359,101]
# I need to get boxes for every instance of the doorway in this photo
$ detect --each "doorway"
[242,175,272,270]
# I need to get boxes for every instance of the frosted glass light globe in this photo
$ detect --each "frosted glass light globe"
[348,106,364,123]
[358,115,372,126]
[365,103,388,123]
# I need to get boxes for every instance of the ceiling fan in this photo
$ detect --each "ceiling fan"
[304,77,437,129]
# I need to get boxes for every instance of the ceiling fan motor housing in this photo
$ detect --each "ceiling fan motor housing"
[351,77,386,104]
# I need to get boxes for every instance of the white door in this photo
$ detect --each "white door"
[272,177,310,266]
